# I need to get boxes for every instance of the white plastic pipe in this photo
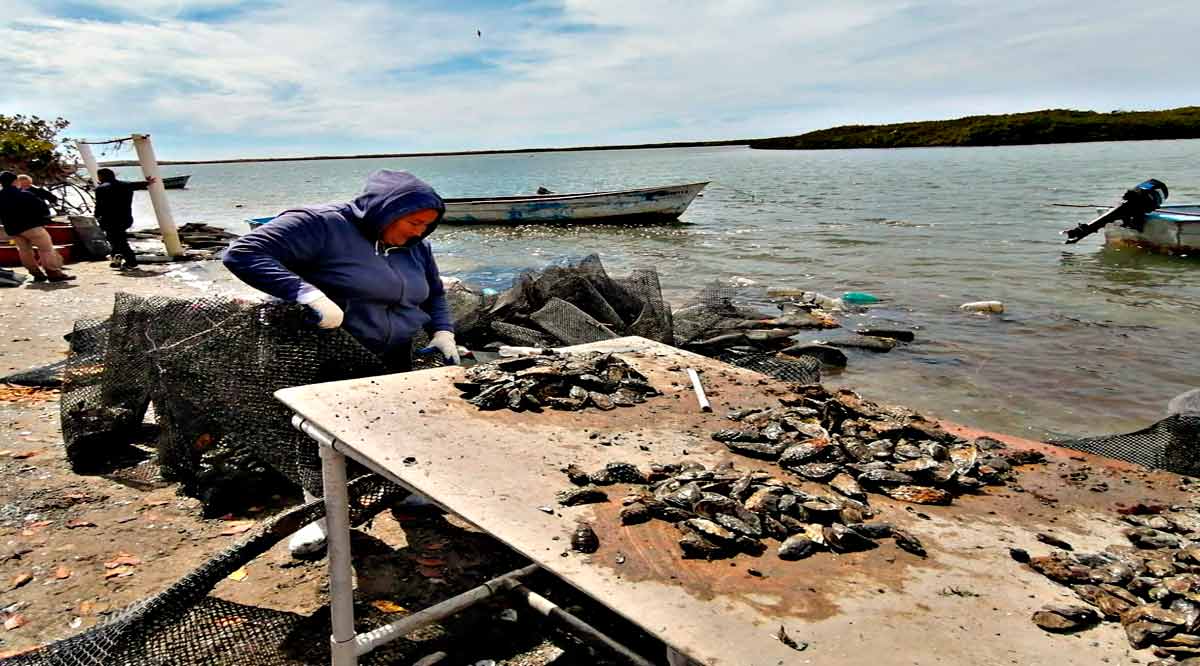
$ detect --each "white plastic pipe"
[686,368,712,412]
[321,445,358,666]
[75,142,100,187]
[131,134,184,257]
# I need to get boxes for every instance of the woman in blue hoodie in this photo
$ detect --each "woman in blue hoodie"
[223,170,458,556]
[223,169,459,369]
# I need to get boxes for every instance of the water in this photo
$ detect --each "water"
[119,141,1200,440]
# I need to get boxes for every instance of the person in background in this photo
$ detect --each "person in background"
[93,168,146,269]
[223,169,460,556]
[0,170,75,282]
[16,174,59,211]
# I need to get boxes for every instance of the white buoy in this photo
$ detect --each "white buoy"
[131,134,184,258]
[960,301,1004,313]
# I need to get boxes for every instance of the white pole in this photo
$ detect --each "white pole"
[320,444,358,666]
[131,133,184,258]
[75,142,100,187]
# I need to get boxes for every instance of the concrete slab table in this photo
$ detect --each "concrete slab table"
[276,336,1182,665]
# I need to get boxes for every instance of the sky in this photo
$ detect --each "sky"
[1,0,1197,160]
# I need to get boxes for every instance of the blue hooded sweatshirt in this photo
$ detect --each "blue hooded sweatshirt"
[223,170,452,356]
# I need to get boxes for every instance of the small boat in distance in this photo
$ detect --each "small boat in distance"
[246,181,708,230]
[130,175,191,190]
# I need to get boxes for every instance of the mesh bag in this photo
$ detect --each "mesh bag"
[450,255,673,349]
[530,298,619,345]
[1052,414,1200,477]
[3,474,404,666]
[0,359,70,388]
[59,293,390,512]
[715,349,822,385]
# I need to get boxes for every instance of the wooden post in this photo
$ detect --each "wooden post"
[74,142,100,187]
[131,134,184,258]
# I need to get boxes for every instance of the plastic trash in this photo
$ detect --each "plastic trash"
[842,291,880,305]
[960,301,1004,313]
[801,291,843,311]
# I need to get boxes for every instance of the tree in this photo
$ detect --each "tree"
[0,114,76,184]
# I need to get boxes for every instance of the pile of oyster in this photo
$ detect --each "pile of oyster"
[559,459,926,560]
[712,386,1045,506]
[456,351,659,412]
[1025,504,1200,662]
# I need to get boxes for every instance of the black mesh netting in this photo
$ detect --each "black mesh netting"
[1052,413,1200,477]
[451,254,674,349]
[60,293,389,511]
[714,349,822,385]
[3,475,404,666]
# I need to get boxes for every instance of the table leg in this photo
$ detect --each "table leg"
[321,444,358,666]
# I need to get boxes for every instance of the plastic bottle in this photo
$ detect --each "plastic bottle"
[842,291,880,305]
[960,301,1004,313]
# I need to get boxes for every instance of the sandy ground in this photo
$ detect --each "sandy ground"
[0,261,655,664]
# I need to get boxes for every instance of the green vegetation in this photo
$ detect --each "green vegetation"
[0,114,76,182]
[749,107,1200,150]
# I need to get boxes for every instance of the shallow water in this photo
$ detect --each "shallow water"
[122,140,1200,440]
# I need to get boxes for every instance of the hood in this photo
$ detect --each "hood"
[347,169,445,245]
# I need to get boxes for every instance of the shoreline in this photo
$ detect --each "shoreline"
[98,138,750,167]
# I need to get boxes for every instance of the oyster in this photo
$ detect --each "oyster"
[556,486,608,506]
[571,523,600,553]
[1032,605,1100,633]
[778,535,820,560]
[828,473,866,502]
[823,524,877,553]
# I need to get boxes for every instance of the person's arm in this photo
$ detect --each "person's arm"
[420,243,452,334]
[93,185,110,223]
[222,212,330,304]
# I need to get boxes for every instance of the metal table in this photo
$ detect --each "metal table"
[276,336,1187,665]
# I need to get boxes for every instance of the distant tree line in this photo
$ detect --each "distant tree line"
[749,107,1200,150]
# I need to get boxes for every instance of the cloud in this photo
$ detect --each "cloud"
[3,0,1196,159]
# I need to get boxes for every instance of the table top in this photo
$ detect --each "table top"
[277,336,1185,666]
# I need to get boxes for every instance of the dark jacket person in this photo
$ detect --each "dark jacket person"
[0,170,73,282]
[93,168,140,269]
[223,169,458,370]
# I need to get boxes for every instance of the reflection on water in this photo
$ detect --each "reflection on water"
[133,140,1200,440]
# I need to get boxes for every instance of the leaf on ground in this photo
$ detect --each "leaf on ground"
[417,565,444,579]
[11,451,40,460]
[3,614,27,630]
[370,600,408,614]
[53,566,71,580]
[144,500,170,507]
[28,520,52,529]
[66,519,96,529]
[103,554,142,569]
[226,567,248,582]
[10,573,33,589]
[218,521,256,536]
[78,601,95,615]
[104,566,135,579]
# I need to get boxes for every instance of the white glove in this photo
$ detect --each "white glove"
[430,330,461,365]
[300,293,343,329]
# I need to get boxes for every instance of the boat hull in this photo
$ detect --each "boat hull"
[1103,204,1200,255]
[441,182,707,224]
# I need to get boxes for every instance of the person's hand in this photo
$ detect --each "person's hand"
[307,295,344,329]
[430,330,460,365]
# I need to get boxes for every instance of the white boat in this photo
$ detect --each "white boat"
[247,181,708,231]
[1103,204,1200,254]
[441,182,708,224]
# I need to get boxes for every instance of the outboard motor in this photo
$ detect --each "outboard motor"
[1063,179,1168,244]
